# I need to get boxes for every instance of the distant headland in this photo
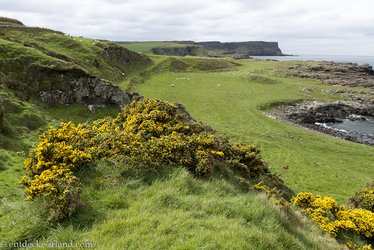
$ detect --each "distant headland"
[122,40,284,58]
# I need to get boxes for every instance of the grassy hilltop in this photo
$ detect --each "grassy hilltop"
[0,18,373,249]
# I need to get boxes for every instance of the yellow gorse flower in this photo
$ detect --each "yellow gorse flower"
[22,99,268,222]
[293,192,374,244]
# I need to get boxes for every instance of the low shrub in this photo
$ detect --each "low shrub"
[22,98,289,222]
[19,113,46,130]
[21,122,92,221]
[349,182,374,212]
[293,192,374,248]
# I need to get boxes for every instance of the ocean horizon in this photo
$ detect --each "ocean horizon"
[252,54,374,67]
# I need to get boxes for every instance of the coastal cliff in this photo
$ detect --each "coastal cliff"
[151,45,207,56]
[196,41,284,56]
[0,21,151,108]
[150,41,284,57]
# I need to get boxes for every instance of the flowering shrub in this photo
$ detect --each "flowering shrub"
[293,192,374,248]
[349,182,374,212]
[21,122,92,221]
[22,99,281,222]
[329,208,374,238]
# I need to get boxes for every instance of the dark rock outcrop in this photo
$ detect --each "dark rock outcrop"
[287,102,362,124]
[1,60,135,108]
[288,62,374,88]
[269,101,374,146]
[39,76,133,107]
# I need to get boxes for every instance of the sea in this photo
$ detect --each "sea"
[253,54,374,139]
[252,55,374,67]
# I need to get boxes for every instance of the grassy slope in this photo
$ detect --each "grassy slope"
[0,25,146,194]
[120,41,188,53]
[136,56,374,203]
[0,54,342,249]
[1,78,340,249]
[0,163,341,249]
[0,26,150,85]
[0,29,367,249]
[0,88,120,199]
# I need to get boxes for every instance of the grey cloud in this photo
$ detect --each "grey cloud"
[0,0,373,55]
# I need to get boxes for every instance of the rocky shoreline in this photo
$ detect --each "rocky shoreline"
[287,62,374,88]
[263,61,374,146]
[267,101,374,146]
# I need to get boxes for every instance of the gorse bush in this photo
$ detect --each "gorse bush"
[349,182,374,212]
[293,192,374,249]
[22,99,287,222]
[21,122,92,220]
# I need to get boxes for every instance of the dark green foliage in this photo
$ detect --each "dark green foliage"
[127,76,145,91]
[191,58,240,71]
[169,58,189,71]
[153,57,239,73]
[19,113,46,130]
[348,182,374,212]
[153,58,190,72]
[244,73,281,84]
[0,88,45,150]
[0,17,24,26]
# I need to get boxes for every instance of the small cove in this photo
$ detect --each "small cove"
[325,117,374,135]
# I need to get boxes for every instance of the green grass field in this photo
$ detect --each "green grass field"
[135,57,374,203]
[0,163,341,249]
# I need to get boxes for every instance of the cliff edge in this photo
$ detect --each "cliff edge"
[0,18,151,108]
[150,40,284,58]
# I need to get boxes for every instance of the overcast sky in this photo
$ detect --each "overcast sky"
[1,0,374,55]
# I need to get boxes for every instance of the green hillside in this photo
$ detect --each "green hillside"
[135,56,373,203]
[0,19,373,249]
[0,25,151,102]
[0,97,341,250]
